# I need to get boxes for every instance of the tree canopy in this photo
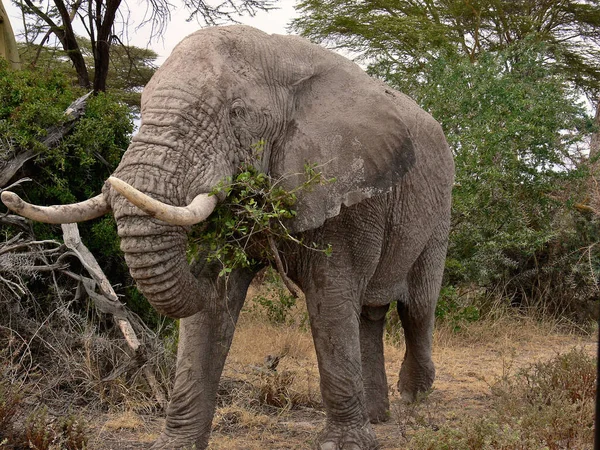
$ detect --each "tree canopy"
[18,38,158,110]
[17,0,279,92]
[292,0,600,97]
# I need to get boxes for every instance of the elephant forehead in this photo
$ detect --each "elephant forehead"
[148,25,329,92]
[151,27,266,85]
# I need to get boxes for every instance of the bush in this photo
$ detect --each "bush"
[252,268,298,325]
[385,40,597,321]
[0,61,169,325]
[410,349,596,449]
[0,379,89,449]
[435,286,480,332]
[0,65,174,422]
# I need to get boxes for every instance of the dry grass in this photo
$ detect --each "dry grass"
[102,411,145,431]
[204,288,596,450]
[4,275,595,449]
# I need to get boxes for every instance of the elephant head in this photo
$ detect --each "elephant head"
[1,25,418,319]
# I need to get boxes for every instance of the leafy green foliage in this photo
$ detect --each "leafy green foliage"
[190,147,334,277]
[403,42,591,278]
[0,62,145,317]
[0,58,73,152]
[435,286,480,332]
[386,40,597,318]
[18,40,159,111]
[0,60,133,204]
[252,268,298,325]
[293,0,600,96]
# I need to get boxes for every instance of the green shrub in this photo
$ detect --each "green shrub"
[252,268,298,325]
[0,62,167,325]
[190,153,333,277]
[388,40,597,321]
[0,380,20,443]
[25,407,54,450]
[0,372,89,449]
[435,286,480,332]
[58,414,89,450]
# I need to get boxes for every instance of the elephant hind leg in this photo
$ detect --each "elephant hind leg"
[397,227,448,402]
[360,304,390,423]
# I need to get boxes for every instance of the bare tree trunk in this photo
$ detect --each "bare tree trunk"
[92,0,121,92]
[0,0,21,69]
[588,99,600,214]
[21,0,90,88]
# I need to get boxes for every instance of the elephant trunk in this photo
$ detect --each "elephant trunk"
[107,142,219,319]
[119,225,202,318]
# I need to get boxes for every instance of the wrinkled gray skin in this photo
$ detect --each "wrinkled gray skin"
[104,26,454,450]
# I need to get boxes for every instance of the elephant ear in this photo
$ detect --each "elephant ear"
[270,39,420,233]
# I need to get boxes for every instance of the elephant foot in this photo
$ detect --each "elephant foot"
[398,357,435,403]
[317,422,380,450]
[150,432,207,450]
[366,396,390,424]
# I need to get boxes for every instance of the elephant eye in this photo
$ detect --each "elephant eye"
[230,100,248,121]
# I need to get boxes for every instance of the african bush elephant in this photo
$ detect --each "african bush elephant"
[2,25,454,449]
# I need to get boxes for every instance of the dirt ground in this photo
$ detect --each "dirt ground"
[87,301,597,450]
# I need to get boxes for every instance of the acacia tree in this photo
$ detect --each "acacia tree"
[292,0,600,96]
[18,38,159,111]
[18,0,278,92]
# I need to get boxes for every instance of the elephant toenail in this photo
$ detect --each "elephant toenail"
[341,443,361,450]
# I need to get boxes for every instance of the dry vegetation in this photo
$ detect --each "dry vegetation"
[1,276,597,450]
[87,282,596,450]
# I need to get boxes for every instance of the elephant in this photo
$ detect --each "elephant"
[1,25,454,450]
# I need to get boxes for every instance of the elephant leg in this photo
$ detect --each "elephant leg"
[306,290,379,450]
[397,230,448,402]
[360,304,390,423]
[151,269,255,450]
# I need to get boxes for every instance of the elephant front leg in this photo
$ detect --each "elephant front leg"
[360,304,390,423]
[307,294,380,450]
[151,271,252,450]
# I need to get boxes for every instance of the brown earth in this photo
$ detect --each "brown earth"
[88,295,596,450]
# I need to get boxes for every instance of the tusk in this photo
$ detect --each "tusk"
[107,176,217,225]
[1,192,110,224]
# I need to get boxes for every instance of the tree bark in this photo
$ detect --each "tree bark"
[588,99,600,214]
[21,0,90,88]
[92,0,122,92]
[0,0,21,69]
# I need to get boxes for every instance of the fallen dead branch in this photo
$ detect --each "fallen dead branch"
[61,223,167,409]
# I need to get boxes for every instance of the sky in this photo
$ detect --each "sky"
[4,0,298,63]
